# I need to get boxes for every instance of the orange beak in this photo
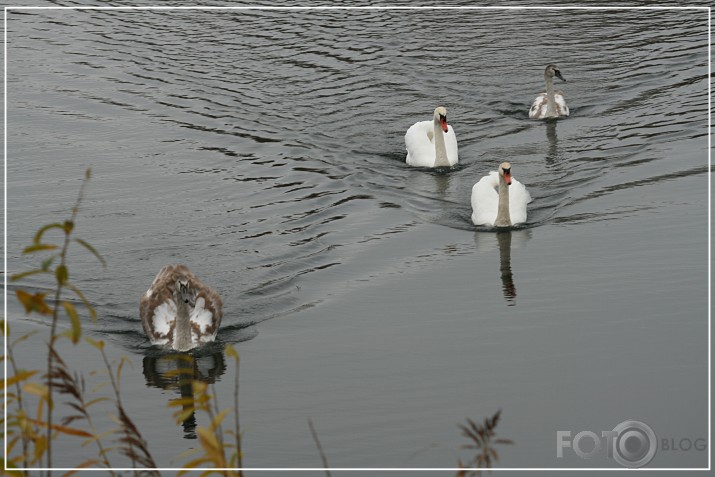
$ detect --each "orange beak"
[440,116,449,133]
[504,171,512,185]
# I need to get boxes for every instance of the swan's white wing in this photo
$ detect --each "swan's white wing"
[405,120,436,167]
[189,297,215,343]
[507,177,533,226]
[555,91,569,116]
[147,301,175,346]
[444,125,459,166]
[471,171,500,226]
[530,92,569,119]
[529,93,547,119]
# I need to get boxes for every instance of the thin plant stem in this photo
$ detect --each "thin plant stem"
[45,173,90,475]
[7,337,30,469]
[308,418,332,477]
[233,353,243,477]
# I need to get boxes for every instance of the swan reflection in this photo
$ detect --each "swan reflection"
[545,120,560,165]
[143,347,226,439]
[473,229,531,305]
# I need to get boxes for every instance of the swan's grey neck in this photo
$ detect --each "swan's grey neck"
[544,72,558,118]
[495,174,512,228]
[433,118,450,167]
[173,290,193,352]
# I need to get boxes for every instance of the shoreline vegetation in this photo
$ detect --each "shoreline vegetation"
[2,168,511,475]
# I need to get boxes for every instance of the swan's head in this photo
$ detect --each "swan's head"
[433,106,449,133]
[499,162,512,186]
[175,278,195,306]
[545,64,566,82]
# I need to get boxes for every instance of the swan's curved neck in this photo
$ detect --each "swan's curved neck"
[495,175,512,228]
[433,118,450,167]
[174,290,193,352]
[544,73,558,118]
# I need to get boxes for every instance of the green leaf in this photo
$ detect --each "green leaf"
[11,329,39,347]
[10,268,50,282]
[74,238,106,268]
[63,301,81,344]
[66,283,97,321]
[63,220,74,234]
[41,255,57,270]
[56,264,68,286]
[33,223,64,245]
[22,243,58,254]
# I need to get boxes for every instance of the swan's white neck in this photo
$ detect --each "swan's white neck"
[173,290,193,352]
[433,118,450,167]
[495,174,512,228]
[544,73,558,118]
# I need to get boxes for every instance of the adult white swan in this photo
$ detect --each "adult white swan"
[529,64,569,119]
[405,106,458,168]
[471,162,532,227]
[140,264,223,352]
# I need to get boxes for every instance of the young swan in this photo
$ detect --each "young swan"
[405,106,459,168]
[471,162,532,228]
[529,64,569,119]
[140,264,223,352]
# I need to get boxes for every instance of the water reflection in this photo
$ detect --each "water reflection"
[474,230,531,305]
[545,120,560,166]
[142,348,227,439]
[496,231,516,305]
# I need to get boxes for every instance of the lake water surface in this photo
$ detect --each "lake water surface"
[5,4,710,474]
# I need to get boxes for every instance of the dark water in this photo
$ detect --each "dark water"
[5,4,710,473]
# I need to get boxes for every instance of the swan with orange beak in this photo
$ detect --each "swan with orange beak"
[405,106,459,168]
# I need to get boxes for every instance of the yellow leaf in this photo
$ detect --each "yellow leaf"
[225,344,239,362]
[177,457,212,475]
[0,458,26,477]
[33,222,64,245]
[84,337,105,350]
[22,243,58,254]
[62,301,81,343]
[210,409,231,433]
[174,408,196,425]
[15,290,52,316]
[4,369,39,387]
[23,382,49,399]
[167,397,197,408]
[84,397,110,408]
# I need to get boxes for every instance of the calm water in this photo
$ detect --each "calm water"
[5,4,710,473]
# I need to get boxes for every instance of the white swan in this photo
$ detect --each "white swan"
[405,106,458,168]
[529,64,569,119]
[471,162,532,227]
[140,264,223,352]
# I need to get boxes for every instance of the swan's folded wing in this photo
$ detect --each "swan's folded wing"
[471,172,500,226]
[555,92,569,116]
[140,295,175,346]
[444,126,459,166]
[529,93,547,119]
[405,120,435,167]
[508,178,533,226]
[190,289,223,343]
